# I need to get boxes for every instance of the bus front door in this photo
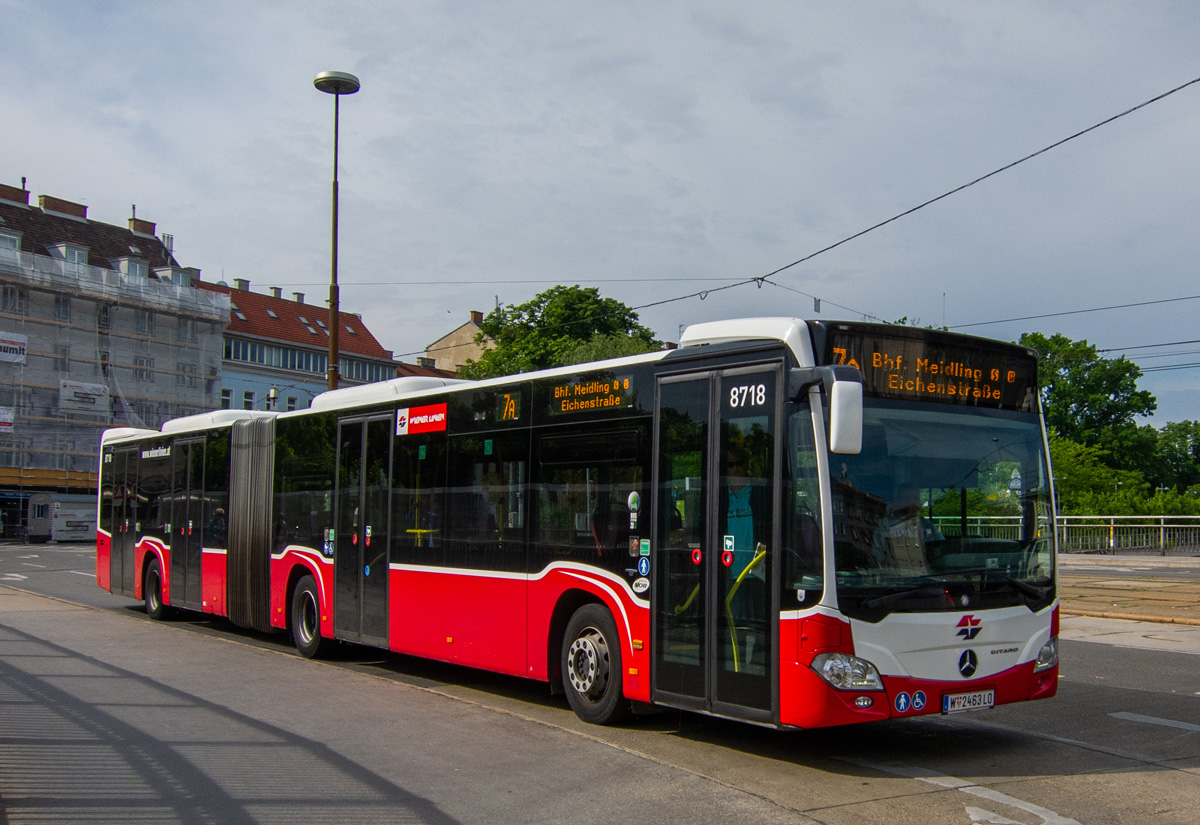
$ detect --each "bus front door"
[333,414,392,646]
[652,366,780,722]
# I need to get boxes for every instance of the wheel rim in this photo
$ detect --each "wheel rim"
[297,591,318,646]
[567,626,610,701]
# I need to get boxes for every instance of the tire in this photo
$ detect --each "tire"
[561,604,630,725]
[291,575,330,659]
[144,557,170,621]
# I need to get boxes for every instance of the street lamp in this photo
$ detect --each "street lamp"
[313,70,361,390]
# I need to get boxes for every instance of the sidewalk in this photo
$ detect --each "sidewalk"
[1059,553,1200,626]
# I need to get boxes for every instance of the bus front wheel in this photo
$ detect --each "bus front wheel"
[291,575,330,659]
[561,604,629,725]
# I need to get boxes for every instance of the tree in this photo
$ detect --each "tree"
[1018,332,1156,449]
[459,286,660,379]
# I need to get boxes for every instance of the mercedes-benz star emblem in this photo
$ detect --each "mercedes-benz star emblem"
[958,649,978,678]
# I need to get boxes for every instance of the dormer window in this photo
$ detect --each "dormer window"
[0,231,19,260]
[345,324,357,335]
[230,302,247,322]
[115,257,148,278]
[266,309,278,319]
[56,244,88,274]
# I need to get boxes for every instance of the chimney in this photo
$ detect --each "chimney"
[470,310,484,325]
[128,210,157,235]
[292,292,305,304]
[269,286,282,299]
[0,182,29,205]
[233,278,250,291]
[417,357,436,370]
[39,194,87,219]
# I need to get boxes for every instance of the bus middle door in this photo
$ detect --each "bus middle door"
[333,414,392,646]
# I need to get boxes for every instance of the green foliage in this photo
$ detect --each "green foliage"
[1018,331,1155,446]
[560,333,661,366]
[459,285,659,379]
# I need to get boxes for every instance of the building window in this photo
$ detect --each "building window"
[98,350,110,377]
[54,294,71,323]
[0,231,18,263]
[134,356,154,382]
[136,310,154,336]
[220,388,232,409]
[286,396,298,411]
[97,305,111,330]
[53,346,70,372]
[173,362,198,388]
[64,246,87,274]
[242,390,255,410]
[124,259,148,278]
[176,317,195,342]
[1,285,26,314]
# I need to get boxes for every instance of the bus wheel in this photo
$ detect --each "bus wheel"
[561,604,629,725]
[291,575,329,659]
[144,557,171,621]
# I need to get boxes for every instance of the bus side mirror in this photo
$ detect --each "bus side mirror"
[789,366,863,455]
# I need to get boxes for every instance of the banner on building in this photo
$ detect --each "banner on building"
[0,332,26,364]
[0,407,12,431]
[59,380,111,413]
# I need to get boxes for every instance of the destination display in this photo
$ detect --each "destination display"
[825,330,1038,411]
[549,374,635,415]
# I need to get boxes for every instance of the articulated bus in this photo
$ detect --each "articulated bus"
[96,318,1058,728]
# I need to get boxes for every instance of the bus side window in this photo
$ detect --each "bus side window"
[445,432,528,573]
[392,436,447,568]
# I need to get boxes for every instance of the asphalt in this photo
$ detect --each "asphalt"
[1058,553,1200,626]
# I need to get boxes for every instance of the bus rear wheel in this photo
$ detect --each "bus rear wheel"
[561,604,629,725]
[291,575,330,659]
[144,557,171,621]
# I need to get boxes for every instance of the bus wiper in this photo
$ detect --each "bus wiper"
[936,568,1050,600]
[862,583,950,611]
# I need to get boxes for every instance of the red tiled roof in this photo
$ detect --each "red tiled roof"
[194,281,393,360]
[395,361,457,379]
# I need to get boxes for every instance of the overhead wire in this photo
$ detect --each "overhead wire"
[395,75,1200,360]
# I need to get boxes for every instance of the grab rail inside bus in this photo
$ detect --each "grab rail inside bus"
[725,544,767,673]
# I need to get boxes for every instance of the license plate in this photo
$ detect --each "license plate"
[942,689,995,714]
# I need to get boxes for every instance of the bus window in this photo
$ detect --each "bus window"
[446,432,528,572]
[784,402,823,607]
[392,436,447,567]
[535,428,645,574]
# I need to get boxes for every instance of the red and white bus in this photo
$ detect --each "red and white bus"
[96,318,1059,727]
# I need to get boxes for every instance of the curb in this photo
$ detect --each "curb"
[1060,607,1200,627]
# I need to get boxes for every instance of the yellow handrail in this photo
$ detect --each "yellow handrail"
[725,544,766,672]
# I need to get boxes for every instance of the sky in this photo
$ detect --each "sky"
[5,1,1200,422]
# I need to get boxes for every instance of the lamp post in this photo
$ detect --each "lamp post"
[313,70,361,390]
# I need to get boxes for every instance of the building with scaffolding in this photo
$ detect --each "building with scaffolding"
[0,181,228,536]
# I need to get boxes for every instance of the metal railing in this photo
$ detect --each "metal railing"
[1055,515,1200,556]
[930,514,1200,556]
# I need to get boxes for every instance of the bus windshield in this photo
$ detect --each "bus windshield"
[824,399,1055,620]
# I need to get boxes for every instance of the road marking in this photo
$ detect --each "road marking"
[17,554,39,559]
[0,573,29,581]
[1110,712,1200,733]
[21,563,46,568]
[844,759,1082,825]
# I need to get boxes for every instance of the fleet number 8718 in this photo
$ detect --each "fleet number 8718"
[729,384,766,408]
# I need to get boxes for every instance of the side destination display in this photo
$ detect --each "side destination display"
[549,374,634,415]
[825,328,1038,412]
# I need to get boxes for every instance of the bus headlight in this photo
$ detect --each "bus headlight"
[1033,637,1058,673]
[811,652,884,691]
